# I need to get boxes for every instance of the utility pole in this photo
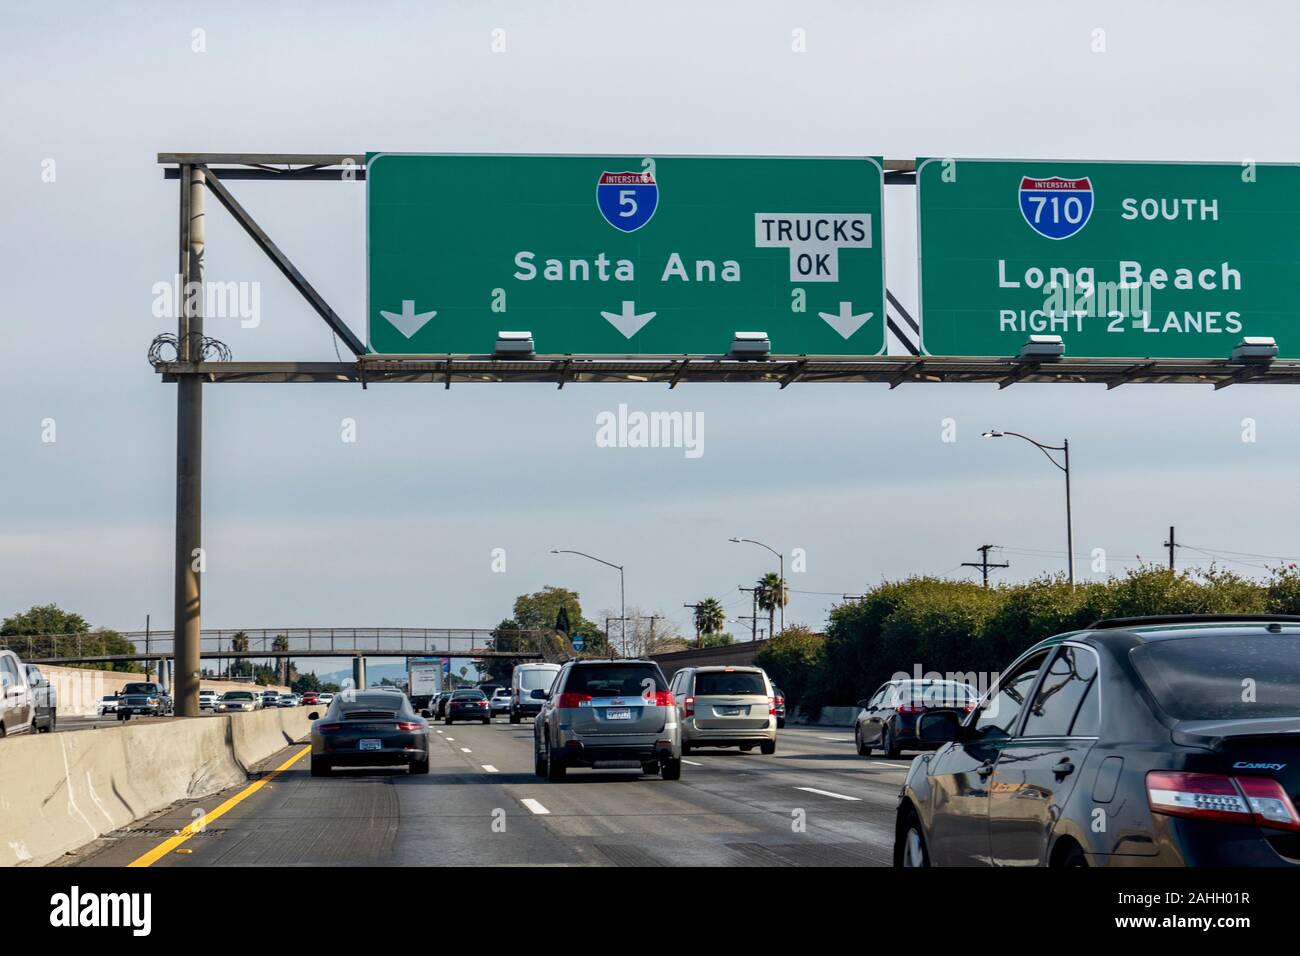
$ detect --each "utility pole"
[683,603,702,647]
[739,586,757,641]
[174,165,205,717]
[962,544,1010,588]
[1164,526,1177,572]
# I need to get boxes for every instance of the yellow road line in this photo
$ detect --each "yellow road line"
[127,744,311,867]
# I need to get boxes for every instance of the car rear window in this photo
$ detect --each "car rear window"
[564,664,667,696]
[905,681,976,706]
[518,668,560,690]
[1131,634,1300,719]
[453,690,485,699]
[695,671,767,696]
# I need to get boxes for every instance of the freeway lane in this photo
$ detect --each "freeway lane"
[62,722,912,867]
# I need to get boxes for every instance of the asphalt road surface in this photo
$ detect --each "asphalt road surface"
[63,721,910,867]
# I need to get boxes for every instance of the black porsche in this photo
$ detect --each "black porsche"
[309,689,429,776]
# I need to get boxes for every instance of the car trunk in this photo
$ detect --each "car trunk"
[692,672,770,731]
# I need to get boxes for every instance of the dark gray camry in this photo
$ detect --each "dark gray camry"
[309,689,429,776]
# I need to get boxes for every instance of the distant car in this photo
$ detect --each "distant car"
[198,690,221,711]
[309,689,429,776]
[534,659,682,781]
[278,694,300,708]
[446,689,490,724]
[99,694,121,716]
[117,681,173,719]
[217,691,258,713]
[854,679,977,758]
[261,691,281,708]
[0,649,35,736]
[511,663,562,724]
[301,692,320,706]
[489,687,511,717]
[895,615,1300,868]
[671,665,777,755]
[432,692,451,719]
[25,663,57,733]
[772,685,787,729]
[317,693,335,706]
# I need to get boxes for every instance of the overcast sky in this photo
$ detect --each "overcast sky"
[3,1,1300,653]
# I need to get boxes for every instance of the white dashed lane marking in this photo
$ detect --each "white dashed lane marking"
[520,798,550,815]
[795,786,861,802]
[482,764,498,773]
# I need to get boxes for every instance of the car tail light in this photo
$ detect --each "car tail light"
[653,690,675,707]
[768,696,777,715]
[1147,771,1300,832]
[896,703,925,715]
[683,695,695,717]
[774,696,785,707]
[556,693,593,708]
[396,722,421,731]
[478,700,488,707]
[317,723,344,733]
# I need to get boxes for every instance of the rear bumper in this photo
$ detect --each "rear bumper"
[557,740,679,766]
[313,734,428,763]
[684,719,776,745]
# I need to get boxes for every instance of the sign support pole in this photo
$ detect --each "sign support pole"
[174,165,204,717]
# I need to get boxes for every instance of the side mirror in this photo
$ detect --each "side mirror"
[917,709,964,743]
[308,711,320,721]
[855,699,871,709]
[420,709,431,718]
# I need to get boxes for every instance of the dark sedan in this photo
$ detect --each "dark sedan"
[445,689,490,724]
[895,615,1300,867]
[309,689,429,776]
[432,692,451,719]
[855,679,976,758]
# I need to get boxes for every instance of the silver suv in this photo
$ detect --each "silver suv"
[533,659,681,781]
[669,665,777,754]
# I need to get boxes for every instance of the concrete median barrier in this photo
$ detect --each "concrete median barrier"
[788,706,861,727]
[0,707,313,867]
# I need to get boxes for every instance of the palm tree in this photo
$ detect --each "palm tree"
[272,634,290,685]
[693,598,726,647]
[755,573,788,640]
[230,630,249,679]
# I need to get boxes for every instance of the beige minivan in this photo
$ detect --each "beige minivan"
[669,665,777,754]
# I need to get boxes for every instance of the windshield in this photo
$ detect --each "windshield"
[122,683,158,695]
[224,692,253,700]
[1132,634,1300,719]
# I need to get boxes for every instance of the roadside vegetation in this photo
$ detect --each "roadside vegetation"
[757,564,1300,717]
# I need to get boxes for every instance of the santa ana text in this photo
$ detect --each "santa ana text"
[513,251,741,283]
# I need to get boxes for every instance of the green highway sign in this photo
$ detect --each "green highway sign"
[367,153,885,355]
[917,158,1300,359]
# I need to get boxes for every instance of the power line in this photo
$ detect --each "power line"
[961,544,1010,588]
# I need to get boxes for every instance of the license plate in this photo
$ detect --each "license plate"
[606,708,632,720]
[717,706,741,716]
[359,739,382,751]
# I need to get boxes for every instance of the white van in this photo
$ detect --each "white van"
[510,663,562,724]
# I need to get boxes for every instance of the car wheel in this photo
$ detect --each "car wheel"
[760,740,776,755]
[509,711,520,725]
[660,758,682,781]
[882,725,902,759]
[49,708,56,732]
[1054,841,1088,867]
[310,756,330,777]
[444,718,452,725]
[545,739,566,782]
[855,726,872,756]
[409,757,429,775]
[896,809,930,868]
[776,718,785,729]
[681,742,691,755]
[534,739,548,778]
[482,717,490,724]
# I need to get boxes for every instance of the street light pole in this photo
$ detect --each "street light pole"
[552,549,626,657]
[982,429,1075,586]
[729,537,785,634]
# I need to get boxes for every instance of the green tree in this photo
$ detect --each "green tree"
[755,573,788,640]
[692,598,726,645]
[754,625,823,712]
[699,631,735,648]
[555,605,571,634]
[2,604,89,638]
